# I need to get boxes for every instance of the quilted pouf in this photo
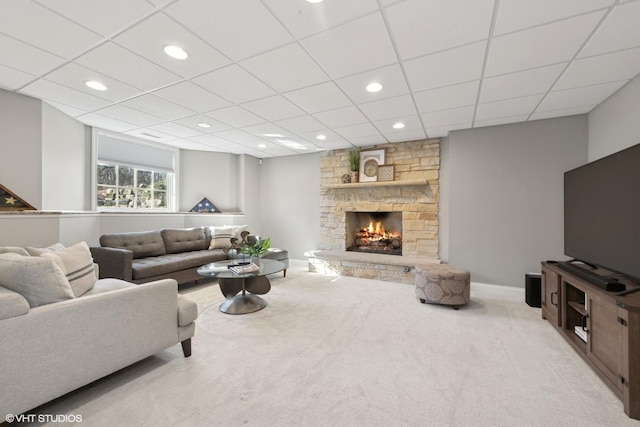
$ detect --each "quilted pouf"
[415,264,470,310]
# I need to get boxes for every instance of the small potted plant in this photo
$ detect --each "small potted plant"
[349,150,360,183]
[240,237,271,265]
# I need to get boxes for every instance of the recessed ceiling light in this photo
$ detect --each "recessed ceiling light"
[306,0,324,3]
[197,122,211,128]
[316,134,327,140]
[392,122,405,129]
[164,45,188,60]
[258,143,267,148]
[85,80,107,91]
[366,82,383,93]
[263,133,284,138]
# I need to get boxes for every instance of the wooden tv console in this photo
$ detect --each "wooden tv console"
[541,261,640,419]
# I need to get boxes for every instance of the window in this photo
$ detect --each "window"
[96,164,171,209]
[93,130,178,211]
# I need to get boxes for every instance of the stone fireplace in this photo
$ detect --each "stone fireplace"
[310,139,441,284]
[346,211,402,255]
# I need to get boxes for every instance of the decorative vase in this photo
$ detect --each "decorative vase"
[351,171,359,183]
[252,256,261,266]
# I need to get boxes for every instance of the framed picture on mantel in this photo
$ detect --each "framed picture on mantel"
[360,149,385,182]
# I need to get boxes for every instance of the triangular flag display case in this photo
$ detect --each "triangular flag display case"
[190,197,220,213]
[0,184,36,211]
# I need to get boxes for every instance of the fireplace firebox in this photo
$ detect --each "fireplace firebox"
[346,212,402,255]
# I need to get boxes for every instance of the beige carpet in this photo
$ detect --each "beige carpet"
[22,260,640,426]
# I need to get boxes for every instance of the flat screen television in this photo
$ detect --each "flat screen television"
[564,142,640,283]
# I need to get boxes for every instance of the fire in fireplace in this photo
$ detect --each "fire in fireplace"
[346,212,402,255]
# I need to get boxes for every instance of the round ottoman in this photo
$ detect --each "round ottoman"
[415,264,470,310]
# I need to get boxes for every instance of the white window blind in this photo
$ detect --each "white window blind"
[97,134,175,172]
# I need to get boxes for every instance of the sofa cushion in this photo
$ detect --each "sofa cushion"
[0,286,30,320]
[132,249,228,280]
[83,278,136,296]
[41,242,96,297]
[0,246,30,256]
[209,226,234,249]
[177,294,198,326]
[0,253,75,307]
[25,242,65,256]
[100,230,166,259]
[161,228,207,254]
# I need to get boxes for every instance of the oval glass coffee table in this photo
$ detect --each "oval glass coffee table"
[197,259,285,315]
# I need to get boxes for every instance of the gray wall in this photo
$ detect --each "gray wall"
[42,102,91,210]
[259,153,321,259]
[447,116,588,286]
[588,74,640,161]
[0,89,42,208]
[179,150,239,212]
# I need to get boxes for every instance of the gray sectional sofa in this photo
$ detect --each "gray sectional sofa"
[90,227,227,285]
[90,227,289,285]
[0,245,197,418]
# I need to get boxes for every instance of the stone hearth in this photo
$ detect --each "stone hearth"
[313,139,440,283]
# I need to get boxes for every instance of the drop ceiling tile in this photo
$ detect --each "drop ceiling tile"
[425,122,471,138]
[385,0,494,60]
[240,123,290,138]
[114,12,231,79]
[45,101,87,118]
[0,1,102,59]
[334,122,383,139]
[384,129,427,143]
[301,13,397,79]
[556,47,640,90]
[166,0,293,61]
[530,105,595,121]
[242,95,306,121]
[240,43,329,92]
[350,134,388,147]
[358,94,417,121]
[485,11,605,77]
[213,129,261,144]
[314,140,354,150]
[36,0,154,37]
[580,1,640,57]
[94,104,165,127]
[374,115,423,133]
[204,106,266,128]
[297,129,345,144]
[480,63,566,103]
[0,34,65,76]
[45,63,142,102]
[403,41,487,92]
[173,115,232,133]
[76,42,182,91]
[494,0,614,36]
[148,122,204,139]
[19,80,111,111]
[121,94,195,120]
[125,128,177,142]
[162,139,212,151]
[188,134,239,150]
[474,114,531,128]
[313,106,369,128]
[75,112,139,132]
[152,81,231,113]
[476,94,543,121]
[284,82,353,114]
[335,63,410,104]
[414,81,479,113]
[274,116,326,134]
[420,106,475,128]
[263,0,379,39]
[192,64,275,104]
[537,80,627,112]
[0,65,35,90]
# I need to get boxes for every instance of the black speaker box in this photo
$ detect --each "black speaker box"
[525,273,542,308]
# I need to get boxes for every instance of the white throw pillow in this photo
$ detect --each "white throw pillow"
[224,224,249,240]
[25,242,65,256]
[0,253,75,308]
[208,226,235,249]
[41,242,96,297]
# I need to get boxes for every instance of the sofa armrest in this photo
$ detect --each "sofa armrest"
[90,247,133,281]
